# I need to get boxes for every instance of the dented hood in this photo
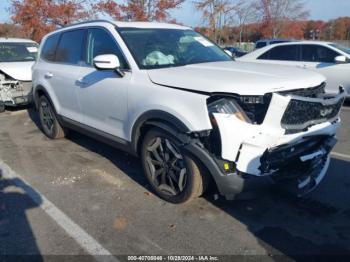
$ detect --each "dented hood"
[0,61,34,81]
[147,61,326,95]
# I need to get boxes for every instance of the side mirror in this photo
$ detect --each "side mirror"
[334,55,348,64]
[93,54,125,77]
[93,54,120,70]
[224,49,233,57]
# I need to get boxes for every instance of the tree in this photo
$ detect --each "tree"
[10,0,95,42]
[256,0,309,38]
[0,23,26,38]
[96,0,185,22]
[194,0,235,43]
[232,0,258,44]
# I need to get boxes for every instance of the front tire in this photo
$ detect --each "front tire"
[38,95,66,139]
[141,128,207,204]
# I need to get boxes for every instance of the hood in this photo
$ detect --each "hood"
[0,61,35,81]
[147,61,326,96]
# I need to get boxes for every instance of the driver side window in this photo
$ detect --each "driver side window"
[86,28,128,69]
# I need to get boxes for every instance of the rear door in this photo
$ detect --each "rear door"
[300,44,344,93]
[41,29,86,121]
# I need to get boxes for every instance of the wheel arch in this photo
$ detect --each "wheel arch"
[34,85,52,109]
[131,110,192,156]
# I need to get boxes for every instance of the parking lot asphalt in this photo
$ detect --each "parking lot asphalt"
[1,106,350,261]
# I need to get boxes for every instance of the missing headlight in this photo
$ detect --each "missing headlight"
[207,97,251,123]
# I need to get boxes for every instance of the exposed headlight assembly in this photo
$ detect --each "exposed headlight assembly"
[208,94,272,124]
[207,98,251,123]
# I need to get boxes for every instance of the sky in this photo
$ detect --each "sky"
[1,0,350,27]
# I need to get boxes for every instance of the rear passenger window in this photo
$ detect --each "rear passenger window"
[301,45,339,63]
[41,34,60,62]
[258,45,299,61]
[55,29,86,64]
[86,28,128,69]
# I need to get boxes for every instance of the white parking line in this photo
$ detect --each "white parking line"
[0,160,119,262]
[331,152,350,160]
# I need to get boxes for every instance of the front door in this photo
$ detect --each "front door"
[76,28,131,140]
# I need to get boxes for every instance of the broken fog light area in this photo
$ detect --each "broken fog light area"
[278,82,326,98]
[281,97,344,131]
[0,72,32,105]
[259,135,336,175]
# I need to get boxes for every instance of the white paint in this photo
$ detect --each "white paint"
[0,160,119,262]
[238,41,350,96]
[331,151,350,160]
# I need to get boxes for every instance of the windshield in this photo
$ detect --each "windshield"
[118,28,231,69]
[0,42,38,62]
[330,43,350,55]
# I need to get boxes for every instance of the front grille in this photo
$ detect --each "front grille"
[281,97,344,130]
[278,83,325,98]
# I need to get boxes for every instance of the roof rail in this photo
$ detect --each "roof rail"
[63,19,117,28]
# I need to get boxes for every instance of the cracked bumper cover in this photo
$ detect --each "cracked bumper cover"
[208,89,345,198]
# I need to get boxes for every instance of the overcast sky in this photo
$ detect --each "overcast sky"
[1,0,350,27]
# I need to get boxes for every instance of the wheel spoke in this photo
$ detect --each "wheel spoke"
[165,139,182,159]
[178,168,186,192]
[158,184,177,196]
[147,137,161,152]
[146,136,188,197]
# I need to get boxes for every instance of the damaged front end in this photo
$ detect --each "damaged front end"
[206,83,346,198]
[0,71,32,110]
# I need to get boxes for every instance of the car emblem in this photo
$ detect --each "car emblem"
[320,108,333,117]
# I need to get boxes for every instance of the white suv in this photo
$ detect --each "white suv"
[32,20,345,203]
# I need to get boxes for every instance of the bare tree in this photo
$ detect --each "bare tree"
[256,0,309,38]
[231,0,258,44]
[194,0,235,43]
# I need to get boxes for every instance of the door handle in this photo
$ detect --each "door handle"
[76,78,88,86]
[44,72,53,79]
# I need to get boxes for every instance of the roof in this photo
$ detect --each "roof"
[114,21,190,30]
[0,37,37,44]
[271,40,334,46]
[61,19,190,30]
[256,39,293,42]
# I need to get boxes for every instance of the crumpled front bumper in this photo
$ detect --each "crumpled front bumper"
[212,89,345,198]
[0,81,32,106]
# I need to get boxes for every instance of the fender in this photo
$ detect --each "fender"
[131,110,192,154]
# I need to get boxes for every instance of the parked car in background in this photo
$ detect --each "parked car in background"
[0,38,38,112]
[223,46,248,58]
[238,41,350,97]
[32,20,345,203]
[255,39,294,49]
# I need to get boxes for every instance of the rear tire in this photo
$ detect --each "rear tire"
[141,128,207,204]
[38,95,66,139]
